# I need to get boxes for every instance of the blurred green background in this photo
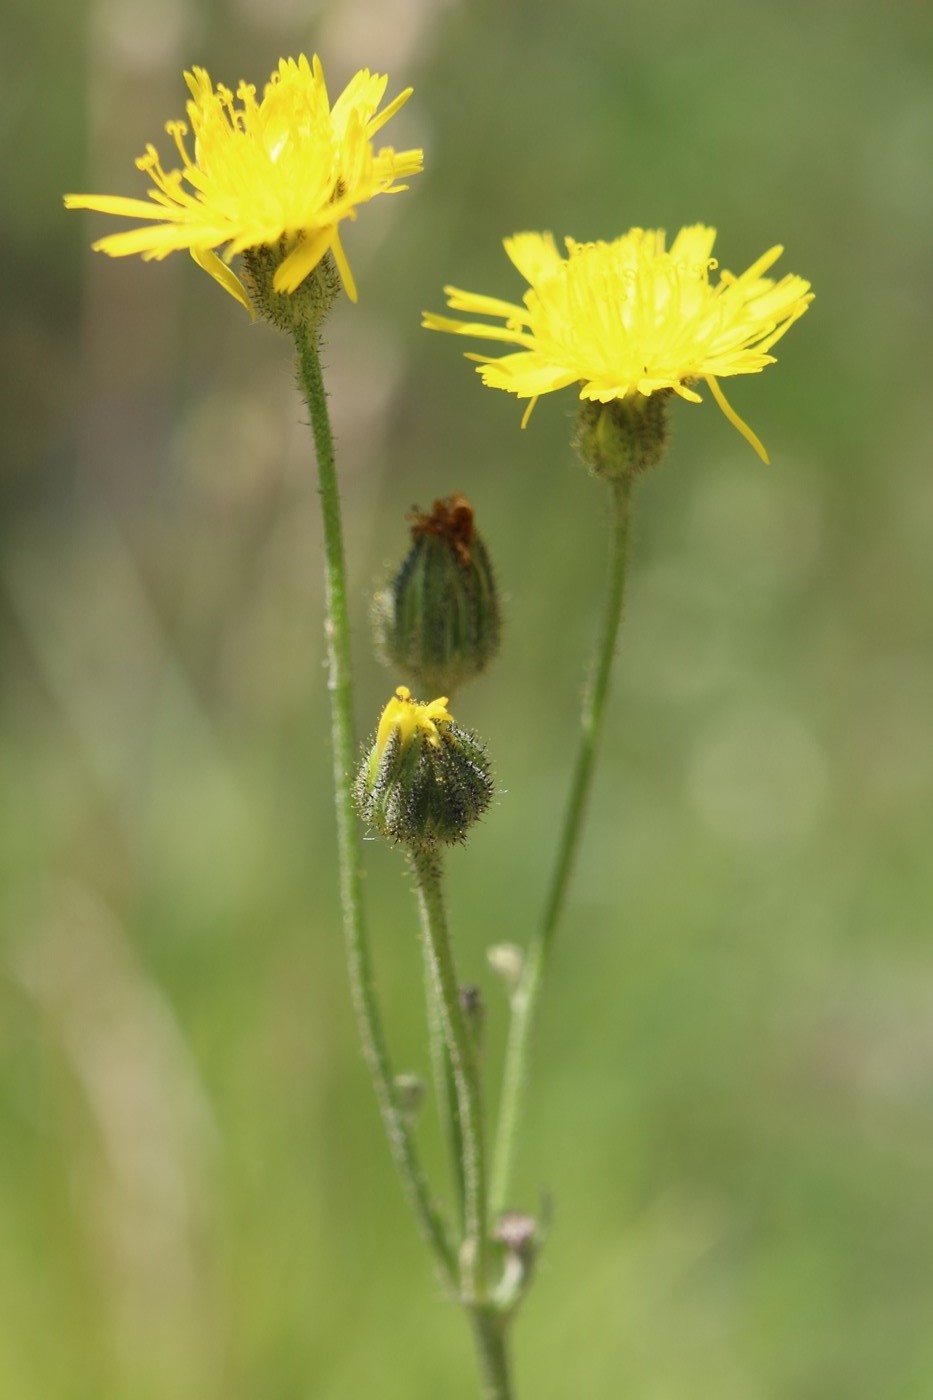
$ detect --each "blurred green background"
[3,0,933,1395]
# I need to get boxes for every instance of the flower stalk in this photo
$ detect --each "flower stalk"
[408,845,491,1296]
[469,1306,514,1400]
[422,938,468,1232]
[293,322,456,1286]
[409,844,514,1398]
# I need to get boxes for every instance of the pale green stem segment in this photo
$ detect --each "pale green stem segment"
[491,476,633,1216]
[408,846,491,1296]
[410,847,514,1396]
[293,324,456,1287]
[469,1306,514,1400]
[422,939,467,1232]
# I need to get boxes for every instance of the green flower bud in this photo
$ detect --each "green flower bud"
[573,391,670,481]
[355,686,493,847]
[240,244,341,333]
[372,493,501,695]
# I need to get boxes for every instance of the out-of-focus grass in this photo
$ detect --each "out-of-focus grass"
[2,0,933,1395]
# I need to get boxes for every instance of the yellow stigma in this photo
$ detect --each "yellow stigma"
[374,686,453,759]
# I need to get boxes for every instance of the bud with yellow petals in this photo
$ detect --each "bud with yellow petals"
[355,686,493,847]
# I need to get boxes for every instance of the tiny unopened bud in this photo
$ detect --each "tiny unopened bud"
[492,1211,538,1313]
[574,392,670,481]
[355,686,493,847]
[493,1211,537,1258]
[393,1072,426,1120]
[373,493,501,695]
[487,942,524,996]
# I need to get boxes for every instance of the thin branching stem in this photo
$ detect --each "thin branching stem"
[409,845,490,1291]
[294,324,456,1286]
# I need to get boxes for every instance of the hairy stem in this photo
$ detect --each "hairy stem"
[409,845,490,1296]
[422,939,467,1232]
[469,1306,514,1400]
[293,324,455,1285]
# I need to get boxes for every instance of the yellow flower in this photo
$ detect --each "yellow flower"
[423,226,813,462]
[64,55,422,314]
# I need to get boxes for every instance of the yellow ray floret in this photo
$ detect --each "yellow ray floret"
[65,54,423,312]
[375,686,453,760]
[423,226,813,461]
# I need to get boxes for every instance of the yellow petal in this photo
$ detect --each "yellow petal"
[190,247,254,317]
[64,192,186,220]
[440,286,530,324]
[477,352,577,396]
[367,85,413,136]
[520,397,539,428]
[705,376,769,463]
[503,232,563,285]
[669,224,717,266]
[328,228,357,303]
[421,312,535,349]
[273,228,333,294]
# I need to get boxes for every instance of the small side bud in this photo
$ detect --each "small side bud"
[492,1211,539,1313]
[574,392,670,481]
[355,686,493,847]
[393,1072,426,1121]
[494,1211,538,1258]
[372,493,501,695]
[487,943,524,997]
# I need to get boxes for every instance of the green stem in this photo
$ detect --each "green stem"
[491,476,633,1215]
[409,845,490,1297]
[293,324,456,1287]
[421,938,467,1233]
[469,1306,513,1400]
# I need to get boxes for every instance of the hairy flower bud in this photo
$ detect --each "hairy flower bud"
[240,244,341,332]
[355,686,493,847]
[573,392,670,480]
[372,493,501,695]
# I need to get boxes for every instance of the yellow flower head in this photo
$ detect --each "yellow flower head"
[64,55,423,314]
[423,226,813,462]
[374,686,453,761]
